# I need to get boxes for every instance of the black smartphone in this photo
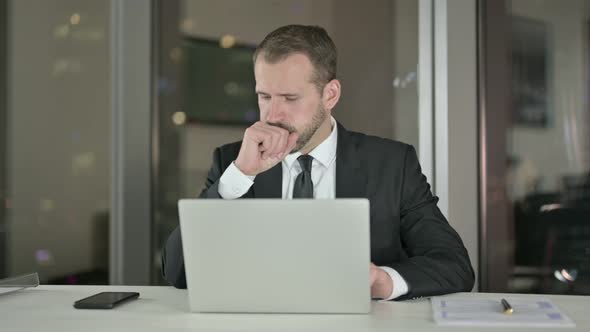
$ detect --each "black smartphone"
[73,292,140,309]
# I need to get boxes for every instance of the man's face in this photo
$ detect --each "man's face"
[254,53,328,152]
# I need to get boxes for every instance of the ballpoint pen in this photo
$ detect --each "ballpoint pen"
[501,298,514,315]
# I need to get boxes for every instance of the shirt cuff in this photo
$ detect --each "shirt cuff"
[217,161,256,199]
[378,266,409,301]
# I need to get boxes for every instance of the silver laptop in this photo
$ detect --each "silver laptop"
[178,199,371,314]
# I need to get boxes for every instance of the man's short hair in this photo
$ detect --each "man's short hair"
[253,25,337,92]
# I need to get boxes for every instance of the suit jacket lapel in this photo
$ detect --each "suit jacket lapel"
[335,123,368,199]
[252,163,282,198]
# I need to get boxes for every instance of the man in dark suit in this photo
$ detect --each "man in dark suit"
[162,25,474,300]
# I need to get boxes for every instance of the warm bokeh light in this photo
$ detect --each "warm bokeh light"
[172,111,187,125]
[70,13,81,25]
[219,34,236,49]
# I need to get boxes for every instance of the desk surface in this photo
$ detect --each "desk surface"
[0,285,589,331]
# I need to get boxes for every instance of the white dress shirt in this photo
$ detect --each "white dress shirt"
[217,117,408,300]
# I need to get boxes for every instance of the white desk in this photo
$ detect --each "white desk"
[0,285,588,331]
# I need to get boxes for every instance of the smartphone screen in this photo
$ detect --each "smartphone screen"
[73,292,139,309]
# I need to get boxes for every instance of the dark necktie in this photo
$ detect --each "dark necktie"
[292,155,314,198]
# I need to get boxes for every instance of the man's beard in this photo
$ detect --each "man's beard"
[267,105,327,153]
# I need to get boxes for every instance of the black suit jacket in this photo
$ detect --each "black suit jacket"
[161,123,475,299]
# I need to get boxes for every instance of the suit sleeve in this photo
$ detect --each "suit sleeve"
[389,145,475,299]
[199,147,226,199]
[161,147,225,288]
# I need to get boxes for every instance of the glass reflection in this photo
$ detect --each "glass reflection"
[507,0,590,295]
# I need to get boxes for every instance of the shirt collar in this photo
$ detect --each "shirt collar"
[283,116,338,169]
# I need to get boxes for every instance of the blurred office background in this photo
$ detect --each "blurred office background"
[0,0,588,295]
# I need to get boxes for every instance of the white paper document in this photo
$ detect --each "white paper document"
[431,296,575,328]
